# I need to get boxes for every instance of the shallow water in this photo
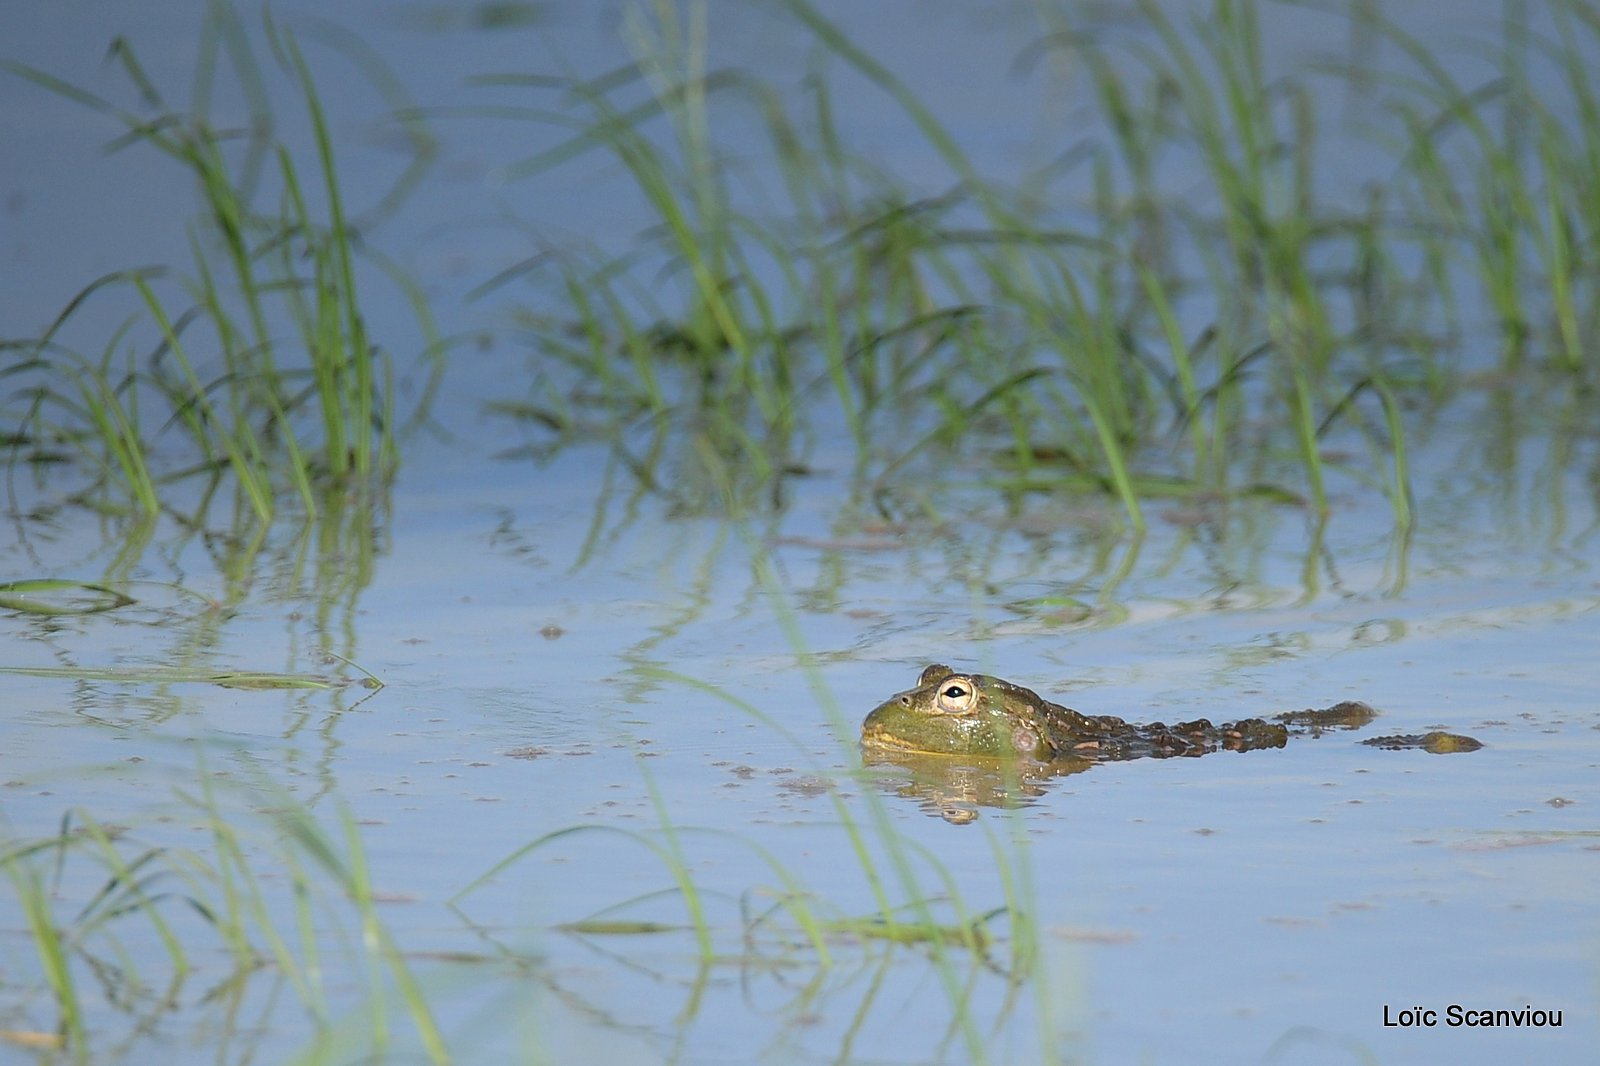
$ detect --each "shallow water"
[4,2,1598,1064]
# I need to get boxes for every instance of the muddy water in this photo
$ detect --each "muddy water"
[3,2,1598,1064]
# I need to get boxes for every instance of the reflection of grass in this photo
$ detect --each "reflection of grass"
[2,3,436,524]
[0,664,379,691]
[0,580,136,616]
[820,907,1002,953]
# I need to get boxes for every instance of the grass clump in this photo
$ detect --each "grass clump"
[479,0,1600,532]
[1,784,446,1065]
[1,760,1029,1064]
[1374,0,1600,371]
[1,1,436,526]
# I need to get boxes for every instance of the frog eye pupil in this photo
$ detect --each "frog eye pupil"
[944,685,967,699]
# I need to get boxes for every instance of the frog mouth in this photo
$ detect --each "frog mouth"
[859,723,976,757]
[859,723,951,754]
[859,724,917,751]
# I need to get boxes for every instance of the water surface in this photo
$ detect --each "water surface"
[2,2,1596,1064]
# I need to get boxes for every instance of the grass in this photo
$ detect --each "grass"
[0,748,1031,1063]
[472,0,1600,534]
[0,580,136,616]
[0,522,1031,1063]
[1,778,450,1065]
[0,587,1037,1063]
[1372,0,1600,371]
[2,0,436,526]
[12,1,1594,531]
[0,664,380,691]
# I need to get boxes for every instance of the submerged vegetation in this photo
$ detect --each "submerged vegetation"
[4,0,1600,1062]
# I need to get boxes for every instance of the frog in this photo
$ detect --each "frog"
[860,664,1481,823]
[862,663,1418,764]
[864,659,1299,758]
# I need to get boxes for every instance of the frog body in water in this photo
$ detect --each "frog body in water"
[862,663,1375,763]
[861,664,1478,822]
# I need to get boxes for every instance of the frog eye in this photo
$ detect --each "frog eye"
[935,679,978,715]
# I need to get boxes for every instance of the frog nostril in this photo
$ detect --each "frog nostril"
[899,695,912,706]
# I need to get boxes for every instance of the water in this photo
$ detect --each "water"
[3,2,1597,1063]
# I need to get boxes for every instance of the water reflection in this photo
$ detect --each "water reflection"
[4,2,1599,1062]
[863,747,1093,824]
[0,473,391,805]
[440,914,1032,1065]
